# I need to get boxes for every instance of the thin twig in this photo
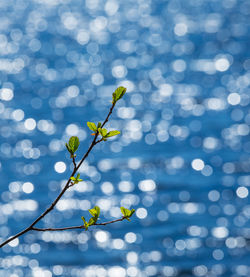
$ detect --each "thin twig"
[101,104,115,128]
[68,181,74,188]
[0,103,116,248]
[72,156,77,170]
[31,217,125,232]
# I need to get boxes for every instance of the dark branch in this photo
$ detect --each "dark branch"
[68,181,75,188]
[0,102,117,248]
[72,156,77,170]
[101,104,115,128]
[95,138,103,144]
[31,217,125,232]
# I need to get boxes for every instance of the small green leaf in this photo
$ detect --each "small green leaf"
[97,122,102,128]
[102,128,108,136]
[70,173,83,184]
[120,207,129,217]
[98,128,108,137]
[81,216,86,224]
[88,217,96,226]
[88,206,100,218]
[87,122,97,132]
[95,206,100,217]
[65,143,72,154]
[130,209,135,217]
[68,136,80,153]
[87,206,100,225]
[106,130,121,137]
[88,209,96,217]
[115,86,127,101]
[120,207,135,221]
[81,206,101,230]
[112,93,116,104]
[81,216,89,230]
[112,86,127,104]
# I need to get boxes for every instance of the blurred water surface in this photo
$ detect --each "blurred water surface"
[0,0,250,276]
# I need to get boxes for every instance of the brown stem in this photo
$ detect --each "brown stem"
[72,156,77,170]
[31,217,125,231]
[101,103,115,128]
[0,103,116,248]
[68,181,74,188]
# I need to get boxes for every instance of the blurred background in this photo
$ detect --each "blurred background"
[0,0,250,276]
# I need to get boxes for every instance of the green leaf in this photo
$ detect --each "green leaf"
[98,128,108,137]
[120,207,129,217]
[87,206,100,225]
[81,206,101,230]
[112,86,127,104]
[115,86,127,101]
[65,143,72,154]
[87,122,97,132]
[81,216,87,224]
[106,130,121,137]
[88,217,96,226]
[70,173,83,184]
[81,216,89,230]
[88,206,100,218]
[95,206,100,217]
[102,128,108,136]
[130,209,135,217]
[68,136,80,153]
[120,207,135,221]
[97,122,102,128]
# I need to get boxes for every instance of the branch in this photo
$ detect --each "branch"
[101,103,115,128]
[0,102,118,248]
[31,217,126,232]
[72,155,77,170]
[74,103,115,173]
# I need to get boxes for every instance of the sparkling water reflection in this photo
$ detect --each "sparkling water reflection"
[0,0,250,276]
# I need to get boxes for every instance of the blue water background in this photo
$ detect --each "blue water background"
[0,0,250,276]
